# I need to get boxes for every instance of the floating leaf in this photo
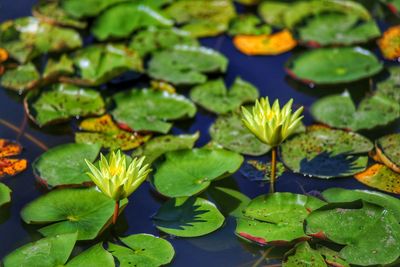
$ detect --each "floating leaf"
[258,1,290,28]
[354,164,400,194]
[233,30,297,56]
[64,243,115,267]
[322,187,400,221]
[190,77,259,114]
[0,63,40,92]
[210,111,270,156]
[375,66,400,102]
[306,201,400,266]
[68,44,143,86]
[0,139,27,178]
[0,183,11,206]
[297,13,380,47]
[310,91,400,131]
[280,127,373,178]
[148,45,228,86]
[92,2,173,40]
[286,47,383,84]
[240,160,285,181]
[228,14,272,36]
[153,197,225,237]
[129,27,199,57]
[108,234,175,267]
[131,132,199,164]
[33,143,101,188]
[206,186,251,218]
[75,115,151,151]
[375,133,400,173]
[236,193,325,245]
[43,54,74,80]
[378,25,400,60]
[25,83,106,127]
[32,1,87,29]
[0,17,82,63]
[60,0,128,18]
[111,88,196,134]
[21,188,127,240]
[164,0,236,37]
[152,148,243,197]
[283,242,327,267]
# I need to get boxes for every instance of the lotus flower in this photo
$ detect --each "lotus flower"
[241,97,304,147]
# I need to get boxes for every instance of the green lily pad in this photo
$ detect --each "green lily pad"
[25,83,105,127]
[148,45,228,86]
[152,197,225,237]
[164,0,236,37]
[65,243,115,267]
[210,111,270,156]
[322,187,400,221]
[376,66,400,102]
[310,91,400,131]
[280,127,373,178]
[206,186,251,218]
[283,242,327,267]
[375,133,400,173]
[0,183,11,206]
[32,1,87,29]
[129,27,199,57]
[0,17,82,63]
[69,44,143,86]
[297,13,380,46]
[0,63,40,92]
[21,188,127,240]
[236,193,326,245]
[258,1,290,28]
[316,246,350,267]
[75,114,152,151]
[286,47,383,84]
[60,0,128,18]
[190,77,259,114]
[131,132,199,164]
[43,54,74,80]
[33,143,101,188]
[355,164,400,194]
[228,14,272,36]
[108,234,174,267]
[306,201,400,266]
[152,148,243,197]
[111,89,196,134]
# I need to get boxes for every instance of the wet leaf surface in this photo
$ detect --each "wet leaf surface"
[153,197,225,237]
[354,163,400,194]
[0,63,40,92]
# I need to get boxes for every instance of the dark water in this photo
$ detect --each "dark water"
[0,1,399,266]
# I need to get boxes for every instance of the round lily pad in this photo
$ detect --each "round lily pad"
[25,83,106,127]
[111,89,197,134]
[280,127,373,179]
[0,183,11,206]
[210,111,270,156]
[286,47,383,84]
[152,148,243,197]
[236,193,325,245]
[354,164,400,194]
[147,45,228,86]
[33,143,101,188]
[21,188,127,240]
[152,197,225,237]
[0,63,40,92]
[306,201,400,266]
[375,133,400,173]
[108,234,175,267]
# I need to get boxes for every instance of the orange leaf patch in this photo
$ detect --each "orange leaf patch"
[233,30,297,56]
[355,163,400,194]
[0,138,27,178]
[378,26,400,60]
[0,48,8,63]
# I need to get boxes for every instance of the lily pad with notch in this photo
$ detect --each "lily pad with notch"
[21,188,128,240]
[25,83,106,127]
[152,148,243,198]
[0,63,40,92]
[280,127,373,178]
[147,45,228,86]
[152,197,225,237]
[190,77,259,114]
[111,88,197,134]
[354,164,400,194]
[33,143,101,188]
[286,47,383,84]
[108,234,175,267]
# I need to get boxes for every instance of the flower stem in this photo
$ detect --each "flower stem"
[269,147,277,194]
[112,201,120,225]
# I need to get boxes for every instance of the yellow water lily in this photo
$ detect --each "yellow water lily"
[241,97,304,147]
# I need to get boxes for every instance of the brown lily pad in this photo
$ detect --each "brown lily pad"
[354,164,400,194]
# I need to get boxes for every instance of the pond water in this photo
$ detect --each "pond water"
[0,1,399,266]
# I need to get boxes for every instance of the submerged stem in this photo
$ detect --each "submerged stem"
[112,201,120,225]
[269,147,277,194]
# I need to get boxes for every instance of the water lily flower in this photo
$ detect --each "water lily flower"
[241,97,303,193]
[85,151,152,224]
